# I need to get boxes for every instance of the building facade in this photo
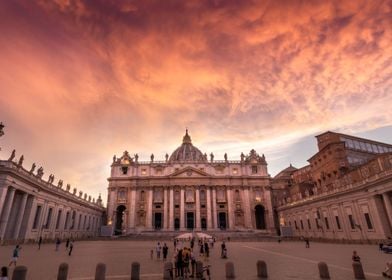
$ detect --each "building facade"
[107,130,274,234]
[0,154,105,244]
[274,132,392,241]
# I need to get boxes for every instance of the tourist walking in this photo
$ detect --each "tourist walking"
[156,242,162,259]
[0,266,8,280]
[66,238,70,250]
[68,240,74,256]
[38,236,42,250]
[221,241,227,258]
[352,250,361,262]
[204,242,210,258]
[55,238,61,251]
[8,245,21,267]
[163,243,168,261]
[305,238,310,248]
[176,248,184,278]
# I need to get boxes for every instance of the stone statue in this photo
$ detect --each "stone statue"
[66,184,71,191]
[150,153,154,163]
[224,153,228,162]
[241,152,245,162]
[58,179,63,188]
[93,198,95,203]
[79,191,83,197]
[210,152,214,162]
[36,167,44,178]
[17,155,24,167]
[134,153,139,163]
[165,153,169,162]
[305,188,310,197]
[113,155,116,163]
[29,163,36,173]
[48,174,54,184]
[73,188,77,195]
[8,149,15,161]
[204,153,208,160]
[88,195,91,202]
[84,193,87,200]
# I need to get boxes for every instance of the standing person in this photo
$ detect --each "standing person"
[190,251,196,278]
[8,245,21,267]
[38,236,43,250]
[68,240,74,256]
[305,238,310,248]
[176,248,183,278]
[163,243,168,261]
[204,242,209,259]
[221,241,227,258]
[66,238,70,250]
[156,242,162,259]
[55,238,61,251]
[0,266,8,280]
[150,249,154,260]
[199,242,204,257]
[352,250,361,262]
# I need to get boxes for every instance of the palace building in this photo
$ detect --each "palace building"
[274,131,392,241]
[107,130,274,234]
[0,153,105,244]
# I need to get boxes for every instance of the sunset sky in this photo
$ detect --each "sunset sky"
[0,0,391,204]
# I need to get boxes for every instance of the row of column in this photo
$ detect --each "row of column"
[138,186,256,231]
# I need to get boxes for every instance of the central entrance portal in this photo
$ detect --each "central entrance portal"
[186,212,194,230]
[154,213,162,229]
[218,212,227,230]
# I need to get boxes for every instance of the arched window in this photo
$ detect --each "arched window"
[140,190,145,201]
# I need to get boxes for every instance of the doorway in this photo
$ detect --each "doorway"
[174,218,180,230]
[154,212,162,230]
[201,218,207,230]
[186,212,194,230]
[255,205,266,229]
[218,212,227,230]
[115,205,126,235]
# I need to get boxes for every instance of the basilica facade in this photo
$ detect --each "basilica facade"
[107,130,274,234]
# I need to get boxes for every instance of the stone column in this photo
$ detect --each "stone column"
[206,188,212,230]
[180,188,185,230]
[195,188,201,230]
[169,187,174,230]
[212,189,217,229]
[146,189,153,229]
[163,188,168,230]
[227,187,233,230]
[13,193,28,239]
[129,189,136,229]
[243,187,252,228]
[382,193,392,231]
[0,186,9,218]
[0,187,16,240]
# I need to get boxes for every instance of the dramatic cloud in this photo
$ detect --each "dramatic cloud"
[0,0,391,202]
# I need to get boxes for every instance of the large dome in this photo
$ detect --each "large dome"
[169,130,206,163]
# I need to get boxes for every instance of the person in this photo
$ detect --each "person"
[156,242,162,259]
[199,242,204,257]
[176,248,183,278]
[163,243,168,261]
[66,238,70,250]
[55,238,61,251]
[182,248,190,278]
[150,249,154,260]
[68,240,74,256]
[221,241,227,258]
[379,242,384,251]
[305,238,310,248]
[190,250,196,278]
[204,242,210,259]
[352,251,361,262]
[38,236,42,250]
[382,261,392,278]
[0,266,8,280]
[8,245,21,267]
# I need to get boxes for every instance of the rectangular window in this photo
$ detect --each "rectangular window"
[307,219,311,229]
[55,210,62,230]
[45,208,53,229]
[324,217,329,230]
[251,166,258,174]
[32,205,42,229]
[300,219,304,230]
[64,212,70,230]
[348,214,355,229]
[335,216,341,230]
[83,216,86,230]
[294,220,298,230]
[315,218,320,229]
[364,213,373,230]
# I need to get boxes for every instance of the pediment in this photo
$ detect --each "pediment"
[169,166,210,178]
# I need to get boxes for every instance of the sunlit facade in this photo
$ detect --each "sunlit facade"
[107,130,274,234]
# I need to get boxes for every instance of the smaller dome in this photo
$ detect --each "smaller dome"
[169,130,206,163]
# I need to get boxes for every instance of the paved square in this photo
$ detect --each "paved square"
[0,240,390,279]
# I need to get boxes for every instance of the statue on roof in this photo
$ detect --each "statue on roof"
[210,152,214,162]
[113,155,116,163]
[224,153,228,162]
[37,167,44,178]
[151,153,154,163]
[17,155,24,167]
[48,174,55,184]
[241,152,245,162]
[8,149,15,161]
[66,184,71,191]
[58,179,63,188]
[165,153,169,162]
[134,153,139,163]
[29,163,36,173]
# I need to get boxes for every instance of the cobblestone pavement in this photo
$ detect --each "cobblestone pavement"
[0,240,390,279]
